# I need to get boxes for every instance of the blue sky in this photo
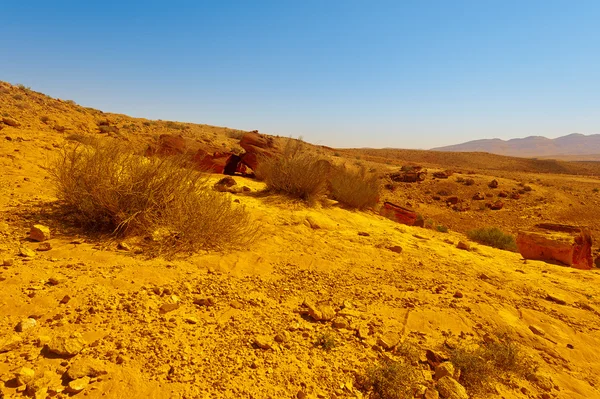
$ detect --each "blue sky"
[2,1,599,148]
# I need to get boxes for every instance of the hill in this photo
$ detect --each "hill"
[431,133,600,158]
[1,82,600,399]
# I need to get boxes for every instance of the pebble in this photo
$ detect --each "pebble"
[193,297,215,307]
[37,242,52,251]
[15,318,37,332]
[456,241,470,251]
[29,224,51,242]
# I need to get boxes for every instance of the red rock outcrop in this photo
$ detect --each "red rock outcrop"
[239,131,277,171]
[145,134,187,156]
[380,202,418,226]
[516,230,593,270]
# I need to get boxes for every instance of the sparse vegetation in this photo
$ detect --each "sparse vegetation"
[40,115,50,124]
[328,165,379,209]
[49,140,255,255]
[359,358,419,399]
[315,332,337,351]
[165,121,185,130]
[436,224,449,233]
[450,334,537,394]
[12,94,24,101]
[467,227,517,251]
[256,139,330,204]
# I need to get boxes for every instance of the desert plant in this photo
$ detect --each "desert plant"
[450,334,536,394]
[360,358,419,399]
[436,224,449,233]
[40,115,50,124]
[328,165,379,209]
[315,332,337,351]
[464,178,475,186]
[467,227,517,251]
[256,139,330,204]
[12,94,24,101]
[49,140,255,255]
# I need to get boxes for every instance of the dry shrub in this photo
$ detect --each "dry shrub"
[328,165,379,209]
[359,358,419,399]
[450,334,537,394]
[256,139,329,204]
[49,139,255,255]
[467,227,517,251]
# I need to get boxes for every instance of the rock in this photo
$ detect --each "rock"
[472,192,485,200]
[529,325,545,336]
[446,196,459,205]
[215,176,236,188]
[306,216,321,229]
[47,333,86,357]
[488,179,498,188]
[387,245,403,254]
[380,201,418,226]
[193,149,236,174]
[497,191,508,198]
[453,291,463,299]
[377,332,400,350]
[517,230,593,270]
[303,300,336,321]
[456,241,470,251]
[3,258,14,266]
[47,276,64,285]
[117,241,131,251]
[254,335,273,350]
[511,192,521,200]
[27,370,54,397]
[425,349,448,368]
[15,318,37,332]
[60,295,71,304]
[15,367,35,386]
[66,376,90,393]
[332,317,351,330]
[29,224,51,242]
[436,376,468,399]
[2,116,20,127]
[0,333,22,353]
[193,297,215,307]
[145,134,186,156]
[239,131,278,171]
[424,388,440,399]
[159,303,180,314]
[66,358,108,379]
[435,362,455,380]
[490,200,504,210]
[19,246,36,258]
[184,316,199,324]
[433,171,452,179]
[37,242,52,251]
[274,331,290,343]
[545,294,567,305]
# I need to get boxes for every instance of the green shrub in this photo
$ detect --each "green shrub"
[256,139,330,204]
[49,140,255,255]
[328,165,379,209]
[467,227,517,251]
[436,225,449,233]
[360,358,418,399]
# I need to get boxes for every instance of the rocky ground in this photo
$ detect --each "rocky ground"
[1,82,600,399]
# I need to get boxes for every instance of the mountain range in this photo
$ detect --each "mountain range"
[431,133,600,159]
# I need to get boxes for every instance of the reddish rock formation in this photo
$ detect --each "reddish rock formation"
[192,149,232,174]
[517,230,592,270]
[489,200,504,210]
[489,179,499,188]
[472,192,485,200]
[239,131,277,171]
[145,134,187,156]
[389,169,427,183]
[380,202,418,226]
[433,170,452,179]
[446,196,459,205]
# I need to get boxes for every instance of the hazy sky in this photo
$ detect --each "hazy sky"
[2,1,599,149]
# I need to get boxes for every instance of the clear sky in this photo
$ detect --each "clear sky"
[2,1,599,149]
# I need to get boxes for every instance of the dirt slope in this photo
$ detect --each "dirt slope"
[1,82,600,399]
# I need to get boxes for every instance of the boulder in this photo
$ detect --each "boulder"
[29,224,51,242]
[239,131,277,171]
[488,179,499,188]
[489,200,504,210]
[472,192,485,201]
[192,149,232,173]
[380,202,418,226]
[2,117,19,127]
[517,229,592,269]
[145,134,186,156]
[436,376,468,399]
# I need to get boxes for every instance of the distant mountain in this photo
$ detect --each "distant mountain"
[431,133,600,158]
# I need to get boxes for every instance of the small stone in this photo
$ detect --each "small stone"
[60,295,71,304]
[456,241,470,250]
[378,332,401,350]
[2,258,14,266]
[15,318,37,332]
[297,390,308,399]
[37,242,52,251]
[529,325,545,336]
[66,376,90,393]
[274,331,290,343]
[2,116,20,127]
[47,333,86,357]
[66,358,108,379]
[435,362,455,380]
[0,333,22,353]
[358,232,370,236]
[303,300,336,321]
[332,317,350,329]
[254,335,273,350]
[229,300,243,309]
[545,294,566,305]
[436,376,468,399]
[193,297,215,307]
[117,242,131,251]
[29,224,51,242]
[184,316,199,324]
[19,246,36,258]
[159,303,180,314]
[453,291,463,299]
[15,367,35,386]
[47,276,64,286]
[388,245,403,253]
[567,343,574,349]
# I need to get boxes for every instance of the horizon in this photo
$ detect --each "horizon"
[2,1,599,149]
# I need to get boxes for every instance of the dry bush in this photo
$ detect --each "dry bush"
[359,358,419,399]
[256,139,329,204]
[49,139,255,255]
[450,334,536,394]
[328,165,379,209]
[467,227,517,251]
